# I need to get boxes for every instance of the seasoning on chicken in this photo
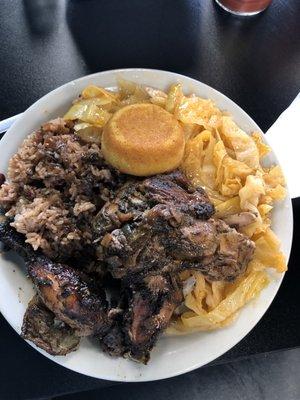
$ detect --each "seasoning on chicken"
[96,172,254,362]
[100,178,254,282]
[22,295,80,355]
[0,216,111,337]
[100,274,182,363]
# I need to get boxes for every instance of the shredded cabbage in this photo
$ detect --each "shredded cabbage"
[180,271,269,329]
[73,122,102,144]
[218,117,260,169]
[239,174,265,216]
[64,99,112,127]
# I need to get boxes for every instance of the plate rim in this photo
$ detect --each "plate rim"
[0,68,293,382]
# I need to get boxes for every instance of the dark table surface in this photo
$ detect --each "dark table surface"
[0,0,300,399]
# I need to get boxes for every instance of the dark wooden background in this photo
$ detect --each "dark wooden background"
[0,1,299,398]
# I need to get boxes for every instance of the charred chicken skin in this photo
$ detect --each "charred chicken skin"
[21,295,80,355]
[0,216,110,339]
[93,170,214,239]
[102,204,254,282]
[27,257,110,336]
[95,171,254,362]
[100,274,182,363]
[99,172,254,282]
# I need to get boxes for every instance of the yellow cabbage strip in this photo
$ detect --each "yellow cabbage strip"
[213,140,254,196]
[201,132,217,189]
[204,189,231,206]
[81,85,118,103]
[64,99,112,127]
[165,83,183,114]
[181,130,217,189]
[263,165,285,187]
[184,273,207,315]
[247,259,266,272]
[258,204,273,219]
[177,95,222,128]
[262,165,286,201]
[254,228,287,272]
[206,281,227,310]
[242,203,272,236]
[166,313,237,334]
[73,122,102,144]
[206,114,223,130]
[266,185,286,201]
[221,176,243,197]
[213,140,227,187]
[181,271,269,328]
[182,123,203,141]
[215,196,241,218]
[239,174,265,216]
[252,132,271,158]
[218,117,260,169]
[240,219,269,238]
[181,133,204,187]
[223,158,254,182]
[145,86,167,108]
[117,78,150,105]
[117,78,142,96]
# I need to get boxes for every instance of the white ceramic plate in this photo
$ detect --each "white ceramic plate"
[0,69,293,382]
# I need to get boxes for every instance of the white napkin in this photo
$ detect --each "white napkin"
[265,93,300,199]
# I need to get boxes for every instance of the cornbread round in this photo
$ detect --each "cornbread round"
[101,103,185,176]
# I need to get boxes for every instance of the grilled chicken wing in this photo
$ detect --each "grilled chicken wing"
[0,215,110,337]
[27,256,110,336]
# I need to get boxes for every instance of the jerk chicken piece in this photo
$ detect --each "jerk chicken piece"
[27,257,110,336]
[93,180,145,237]
[0,216,110,337]
[93,170,214,239]
[96,171,254,363]
[141,171,215,219]
[123,274,182,363]
[100,274,182,363]
[22,295,80,355]
[102,204,255,282]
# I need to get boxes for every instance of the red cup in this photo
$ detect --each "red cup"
[215,0,272,15]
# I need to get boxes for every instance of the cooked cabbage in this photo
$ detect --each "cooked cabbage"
[117,78,150,106]
[74,122,102,144]
[180,270,269,329]
[165,83,183,114]
[64,99,112,127]
[252,132,271,158]
[218,117,260,169]
[81,85,118,103]
[239,174,265,216]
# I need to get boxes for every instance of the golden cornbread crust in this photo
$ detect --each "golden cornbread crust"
[101,104,185,176]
